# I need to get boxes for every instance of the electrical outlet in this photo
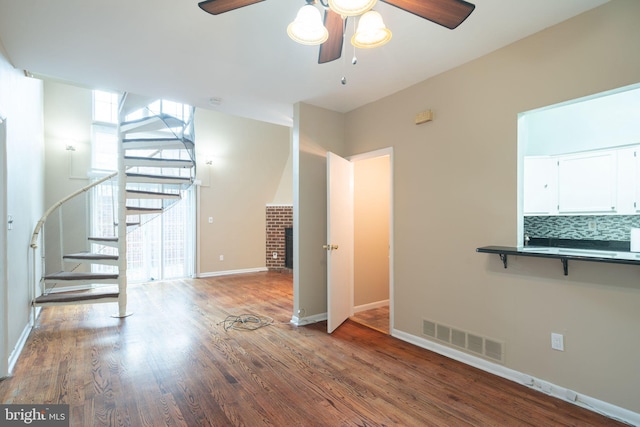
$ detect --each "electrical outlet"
[219,255,224,261]
[588,221,597,231]
[208,217,213,223]
[551,333,564,351]
[272,252,278,259]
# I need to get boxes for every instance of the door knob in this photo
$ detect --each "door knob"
[323,244,339,251]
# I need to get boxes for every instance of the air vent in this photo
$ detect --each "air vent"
[421,318,505,364]
[436,324,451,343]
[484,339,504,362]
[467,334,484,354]
[451,328,466,348]
[422,320,436,338]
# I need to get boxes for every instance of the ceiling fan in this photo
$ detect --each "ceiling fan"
[198,0,475,64]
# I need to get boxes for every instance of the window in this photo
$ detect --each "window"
[91,90,118,173]
[93,90,118,124]
[91,125,118,172]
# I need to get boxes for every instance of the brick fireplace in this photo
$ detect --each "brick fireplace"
[266,205,293,271]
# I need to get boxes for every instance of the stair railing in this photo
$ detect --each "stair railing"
[30,172,118,317]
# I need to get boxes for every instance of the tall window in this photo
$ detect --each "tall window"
[91,90,118,172]
[90,90,194,282]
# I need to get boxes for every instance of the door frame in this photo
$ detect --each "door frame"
[348,147,394,334]
[0,107,8,377]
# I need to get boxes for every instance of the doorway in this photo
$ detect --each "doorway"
[325,148,393,335]
[349,149,392,334]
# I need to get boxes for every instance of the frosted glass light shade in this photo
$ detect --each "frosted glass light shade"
[351,10,392,48]
[287,5,329,45]
[328,0,377,17]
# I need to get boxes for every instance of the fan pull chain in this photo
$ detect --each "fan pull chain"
[341,16,357,85]
[351,16,358,65]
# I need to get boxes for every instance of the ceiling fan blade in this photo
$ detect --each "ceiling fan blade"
[318,9,344,64]
[380,0,475,29]
[198,0,265,15]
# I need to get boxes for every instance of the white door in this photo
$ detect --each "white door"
[326,152,354,333]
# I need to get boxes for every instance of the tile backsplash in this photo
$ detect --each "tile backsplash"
[524,215,640,241]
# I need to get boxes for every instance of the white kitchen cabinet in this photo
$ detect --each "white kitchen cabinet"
[557,150,617,214]
[523,156,557,215]
[635,148,640,213]
[616,146,638,214]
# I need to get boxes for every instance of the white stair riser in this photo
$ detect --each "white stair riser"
[34,297,119,307]
[44,278,119,286]
[126,192,180,200]
[126,208,164,215]
[88,241,119,248]
[126,176,191,185]
[120,116,185,133]
[124,158,194,168]
[123,139,193,151]
[63,258,119,266]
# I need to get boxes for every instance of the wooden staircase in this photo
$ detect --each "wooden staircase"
[31,94,195,316]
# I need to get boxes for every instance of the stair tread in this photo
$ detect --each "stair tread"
[44,271,119,280]
[126,189,180,197]
[126,206,163,213]
[122,137,193,144]
[124,156,193,164]
[126,172,191,181]
[63,252,118,260]
[35,289,119,304]
[121,114,185,128]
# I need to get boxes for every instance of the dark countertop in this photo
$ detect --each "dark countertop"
[527,237,630,251]
[477,245,640,274]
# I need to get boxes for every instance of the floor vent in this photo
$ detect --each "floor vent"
[484,339,504,362]
[467,333,484,355]
[422,320,436,338]
[451,328,466,348]
[436,324,451,343]
[421,319,505,364]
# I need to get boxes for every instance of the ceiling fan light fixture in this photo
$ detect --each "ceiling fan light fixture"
[351,10,392,49]
[287,5,329,46]
[328,0,377,17]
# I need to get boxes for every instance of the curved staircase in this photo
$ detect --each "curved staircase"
[30,93,196,318]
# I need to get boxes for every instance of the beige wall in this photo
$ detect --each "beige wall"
[43,80,93,273]
[340,0,640,415]
[354,155,390,307]
[0,46,44,374]
[196,108,291,274]
[293,102,345,321]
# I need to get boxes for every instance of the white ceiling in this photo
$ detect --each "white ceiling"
[0,0,608,126]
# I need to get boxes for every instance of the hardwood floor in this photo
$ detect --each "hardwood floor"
[351,305,389,334]
[0,272,626,426]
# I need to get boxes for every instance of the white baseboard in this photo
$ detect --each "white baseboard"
[291,311,327,326]
[197,267,268,278]
[354,299,389,313]
[7,313,37,375]
[393,329,639,426]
